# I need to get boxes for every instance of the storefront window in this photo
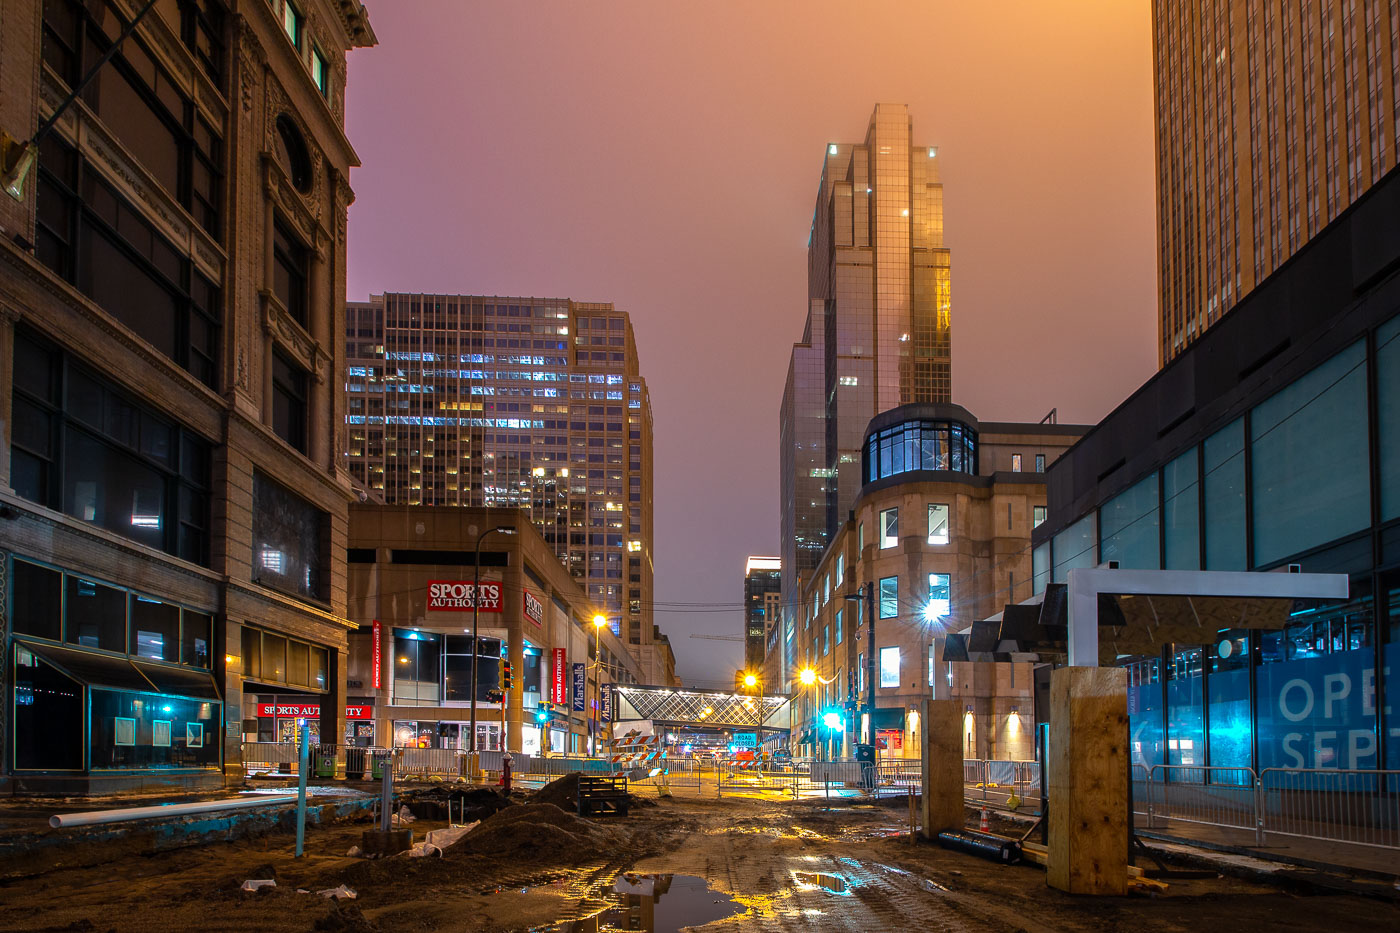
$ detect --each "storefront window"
[1251,341,1369,567]
[1166,647,1204,768]
[13,645,83,770]
[1126,657,1163,771]
[1386,583,1400,770]
[1208,630,1251,780]
[1258,591,1377,770]
[392,630,442,705]
[89,690,219,770]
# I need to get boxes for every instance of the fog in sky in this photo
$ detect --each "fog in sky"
[345,1,1158,687]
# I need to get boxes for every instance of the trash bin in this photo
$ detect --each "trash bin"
[314,746,338,779]
[345,747,367,780]
[855,743,876,791]
[370,752,387,781]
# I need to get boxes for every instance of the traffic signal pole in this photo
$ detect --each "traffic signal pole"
[865,581,877,756]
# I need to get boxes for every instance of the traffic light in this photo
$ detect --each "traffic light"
[502,660,513,691]
[535,702,550,724]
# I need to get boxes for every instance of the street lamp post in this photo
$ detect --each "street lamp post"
[591,615,606,755]
[468,525,515,764]
[742,671,762,765]
[844,582,875,757]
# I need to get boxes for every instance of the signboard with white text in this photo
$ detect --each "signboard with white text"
[427,580,502,612]
[524,590,544,626]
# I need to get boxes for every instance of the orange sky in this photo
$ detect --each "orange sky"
[344,1,1158,685]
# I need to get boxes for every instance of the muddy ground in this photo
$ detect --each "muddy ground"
[0,790,1396,932]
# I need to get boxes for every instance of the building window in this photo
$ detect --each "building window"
[926,573,950,622]
[39,2,225,239]
[9,330,212,564]
[927,503,949,544]
[879,646,900,688]
[1033,505,1048,528]
[835,608,843,645]
[274,115,313,193]
[1203,418,1247,570]
[1250,340,1369,567]
[823,574,829,605]
[1011,453,1023,472]
[252,472,326,601]
[311,47,328,95]
[241,623,329,691]
[880,508,899,549]
[1034,453,1046,472]
[858,521,864,552]
[835,553,844,585]
[822,624,830,657]
[879,576,898,619]
[1099,473,1160,570]
[272,218,310,324]
[271,352,308,453]
[282,0,302,48]
[34,138,221,386]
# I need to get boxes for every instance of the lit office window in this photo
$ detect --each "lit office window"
[926,573,950,621]
[1035,453,1046,472]
[283,2,302,48]
[1033,505,1048,528]
[879,647,900,688]
[880,508,898,548]
[928,503,949,544]
[1011,454,1023,472]
[311,49,328,95]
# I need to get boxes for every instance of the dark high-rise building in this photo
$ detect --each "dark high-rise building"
[743,557,781,672]
[779,103,952,628]
[343,293,675,686]
[1154,0,1400,364]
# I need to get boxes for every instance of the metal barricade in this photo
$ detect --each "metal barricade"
[242,741,299,774]
[394,746,464,778]
[1146,765,1261,844]
[1259,768,1400,850]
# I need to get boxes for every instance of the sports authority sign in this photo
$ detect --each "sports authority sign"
[371,619,382,689]
[426,580,502,612]
[523,590,544,626]
[257,703,373,720]
[550,648,567,704]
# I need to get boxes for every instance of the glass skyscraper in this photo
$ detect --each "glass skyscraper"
[343,294,675,685]
[780,103,952,619]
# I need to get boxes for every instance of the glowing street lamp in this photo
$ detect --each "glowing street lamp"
[798,667,817,686]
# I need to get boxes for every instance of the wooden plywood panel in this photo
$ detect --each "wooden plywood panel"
[1047,666,1128,895]
[920,699,963,838]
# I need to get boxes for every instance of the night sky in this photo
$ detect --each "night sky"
[344,1,1158,687]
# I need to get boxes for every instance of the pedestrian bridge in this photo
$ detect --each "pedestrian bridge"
[613,685,791,731]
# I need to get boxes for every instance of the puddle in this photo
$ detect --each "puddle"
[546,874,742,932]
[792,871,850,894]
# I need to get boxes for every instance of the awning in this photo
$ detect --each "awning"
[17,641,220,702]
[133,660,221,701]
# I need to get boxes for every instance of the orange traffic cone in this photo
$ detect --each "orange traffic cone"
[979,806,989,832]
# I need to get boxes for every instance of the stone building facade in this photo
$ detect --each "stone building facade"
[778,404,1084,761]
[0,0,374,793]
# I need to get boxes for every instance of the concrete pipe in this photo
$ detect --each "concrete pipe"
[50,795,298,829]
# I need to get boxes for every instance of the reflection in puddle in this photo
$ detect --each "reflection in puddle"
[792,871,850,894]
[550,874,743,932]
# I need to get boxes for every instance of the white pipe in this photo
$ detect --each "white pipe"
[50,795,298,829]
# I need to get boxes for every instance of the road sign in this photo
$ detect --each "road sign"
[731,732,757,747]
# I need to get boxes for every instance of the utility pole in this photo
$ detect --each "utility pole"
[864,580,876,755]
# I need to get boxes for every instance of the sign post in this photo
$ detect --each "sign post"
[294,721,309,857]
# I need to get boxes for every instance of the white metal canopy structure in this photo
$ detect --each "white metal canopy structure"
[613,686,791,730]
[1064,567,1351,667]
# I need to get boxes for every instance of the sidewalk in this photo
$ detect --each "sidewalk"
[1133,813,1400,879]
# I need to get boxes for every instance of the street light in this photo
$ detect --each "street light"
[591,614,606,755]
[468,525,515,760]
[740,670,763,763]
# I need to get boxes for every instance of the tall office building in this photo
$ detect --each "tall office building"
[1154,0,1400,364]
[779,103,952,618]
[343,294,675,686]
[743,557,781,672]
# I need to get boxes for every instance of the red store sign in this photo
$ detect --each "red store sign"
[257,704,374,720]
[550,648,567,705]
[427,580,503,612]
[371,619,382,689]
[524,590,544,626]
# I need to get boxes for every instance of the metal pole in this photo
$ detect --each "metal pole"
[468,532,486,757]
[379,753,393,832]
[295,723,309,857]
[865,581,877,755]
[593,623,601,756]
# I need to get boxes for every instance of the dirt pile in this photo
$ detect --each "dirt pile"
[531,772,657,811]
[452,802,621,862]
